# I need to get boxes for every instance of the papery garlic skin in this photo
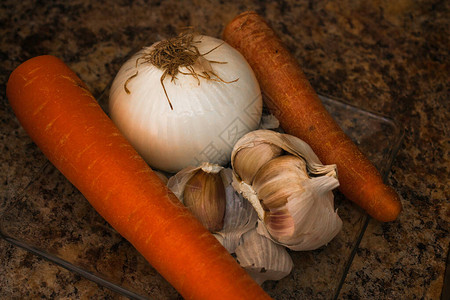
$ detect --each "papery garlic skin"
[109,35,262,173]
[168,163,224,202]
[213,169,258,253]
[235,229,293,285]
[231,130,343,251]
[257,175,342,251]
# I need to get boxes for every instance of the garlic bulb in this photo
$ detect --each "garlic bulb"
[109,33,262,173]
[231,130,342,251]
[168,163,292,283]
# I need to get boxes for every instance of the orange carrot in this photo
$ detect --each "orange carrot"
[6,55,272,300]
[223,11,402,222]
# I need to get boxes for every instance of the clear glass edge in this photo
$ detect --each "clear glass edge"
[319,95,405,300]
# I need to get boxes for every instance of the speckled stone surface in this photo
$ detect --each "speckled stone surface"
[0,0,448,299]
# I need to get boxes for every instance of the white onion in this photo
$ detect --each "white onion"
[109,35,262,173]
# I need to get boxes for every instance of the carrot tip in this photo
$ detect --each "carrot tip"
[368,185,402,222]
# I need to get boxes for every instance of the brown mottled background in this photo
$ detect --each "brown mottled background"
[0,0,448,299]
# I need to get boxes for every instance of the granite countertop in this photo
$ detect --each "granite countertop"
[0,0,448,299]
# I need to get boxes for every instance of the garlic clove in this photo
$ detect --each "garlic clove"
[235,229,293,285]
[168,164,258,243]
[167,166,202,201]
[232,141,283,184]
[252,155,308,209]
[167,162,224,202]
[183,168,226,232]
[256,175,342,251]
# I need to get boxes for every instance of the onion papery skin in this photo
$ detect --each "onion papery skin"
[109,35,262,173]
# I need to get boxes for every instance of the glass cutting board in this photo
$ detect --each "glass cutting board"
[1,57,403,299]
